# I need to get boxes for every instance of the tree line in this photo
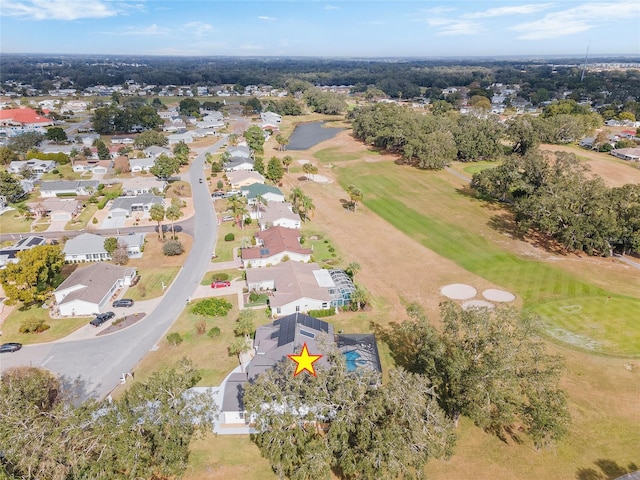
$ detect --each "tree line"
[471,150,640,256]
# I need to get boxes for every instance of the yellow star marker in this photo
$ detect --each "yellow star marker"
[287,343,322,377]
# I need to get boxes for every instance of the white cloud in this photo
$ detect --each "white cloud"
[324,5,339,10]
[466,4,552,19]
[239,44,264,50]
[0,0,118,20]
[121,23,169,36]
[184,21,214,37]
[436,20,481,36]
[511,1,640,40]
[258,16,276,21]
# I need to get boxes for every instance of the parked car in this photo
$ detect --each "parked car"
[112,298,134,308]
[199,178,203,183]
[211,280,231,288]
[222,215,234,222]
[90,311,115,327]
[0,342,22,353]
[212,191,225,199]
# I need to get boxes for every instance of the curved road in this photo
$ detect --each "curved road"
[0,138,226,401]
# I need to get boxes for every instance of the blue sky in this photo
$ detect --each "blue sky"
[1,0,639,57]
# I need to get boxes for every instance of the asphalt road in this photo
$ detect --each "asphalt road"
[0,137,227,401]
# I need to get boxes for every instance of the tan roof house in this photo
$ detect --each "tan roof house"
[53,262,137,316]
[225,170,265,189]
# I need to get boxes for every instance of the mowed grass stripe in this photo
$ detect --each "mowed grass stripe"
[337,164,639,355]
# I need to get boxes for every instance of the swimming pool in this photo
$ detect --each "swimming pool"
[343,350,367,371]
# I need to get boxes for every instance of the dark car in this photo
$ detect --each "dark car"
[199,178,203,183]
[0,342,22,353]
[89,311,115,327]
[112,298,134,308]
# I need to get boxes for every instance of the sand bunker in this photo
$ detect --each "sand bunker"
[462,300,495,310]
[482,289,516,302]
[440,284,477,300]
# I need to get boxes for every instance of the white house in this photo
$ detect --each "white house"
[241,184,286,204]
[53,262,137,316]
[241,226,311,268]
[63,232,146,263]
[109,194,164,218]
[144,146,172,160]
[8,159,56,175]
[39,180,100,198]
[167,133,193,145]
[255,202,301,230]
[226,145,252,158]
[226,170,265,189]
[224,157,255,172]
[120,177,166,196]
[129,157,156,173]
[260,111,281,125]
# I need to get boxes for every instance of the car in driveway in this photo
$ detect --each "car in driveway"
[0,342,22,353]
[212,191,225,199]
[90,311,115,327]
[211,280,231,288]
[112,298,134,308]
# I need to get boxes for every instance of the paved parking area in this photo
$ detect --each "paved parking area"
[100,216,126,229]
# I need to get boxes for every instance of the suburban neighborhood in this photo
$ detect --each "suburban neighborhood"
[1,51,639,480]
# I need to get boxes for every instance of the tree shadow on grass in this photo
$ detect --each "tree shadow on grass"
[576,459,638,480]
[369,320,419,373]
[487,213,526,241]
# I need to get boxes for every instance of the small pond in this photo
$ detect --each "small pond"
[286,121,344,150]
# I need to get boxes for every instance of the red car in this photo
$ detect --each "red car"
[211,281,231,288]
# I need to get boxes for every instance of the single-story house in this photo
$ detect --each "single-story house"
[225,157,255,172]
[109,194,164,218]
[120,177,166,196]
[129,157,156,173]
[39,180,100,198]
[63,232,146,263]
[211,312,380,429]
[255,201,301,230]
[241,226,311,268]
[76,133,100,146]
[53,262,137,316]
[241,183,286,204]
[246,262,355,316]
[0,236,47,267]
[8,159,56,175]
[143,146,172,160]
[110,135,135,145]
[260,111,282,125]
[226,145,252,158]
[167,133,193,145]
[72,159,111,174]
[610,147,640,162]
[28,198,80,222]
[226,170,265,189]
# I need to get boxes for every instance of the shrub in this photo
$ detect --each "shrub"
[244,217,252,226]
[191,298,233,317]
[207,327,221,338]
[307,308,336,318]
[224,233,235,242]
[92,217,98,224]
[163,240,184,256]
[19,317,51,334]
[211,272,229,281]
[137,282,147,298]
[249,291,261,302]
[97,198,108,210]
[88,195,98,204]
[166,332,183,346]
[51,168,59,174]
[196,320,208,335]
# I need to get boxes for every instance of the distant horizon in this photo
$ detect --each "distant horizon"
[1,1,639,58]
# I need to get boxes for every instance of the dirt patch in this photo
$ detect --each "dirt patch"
[540,143,640,187]
[98,313,146,335]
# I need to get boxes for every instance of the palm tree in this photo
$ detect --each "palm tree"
[289,186,304,214]
[228,337,251,372]
[347,185,363,212]
[346,262,361,279]
[275,133,288,151]
[235,310,256,340]
[302,162,314,181]
[253,193,268,220]
[228,195,249,229]
[149,204,165,240]
[165,204,183,239]
[300,193,315,221]
[282,155,293,173]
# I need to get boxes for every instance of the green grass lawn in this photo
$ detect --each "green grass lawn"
[126,267,181,301]
[461,161,499,175]
[200,269,244,286]
[64,204,98,230]
[212,220,244,261]
[0,211,33,233]
[0,305,90,344]
[40,163,82,181]
[313,147,365,164]
[301,227,343,268]
[336,161,640,356]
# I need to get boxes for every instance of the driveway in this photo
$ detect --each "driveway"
[100,216,127,229]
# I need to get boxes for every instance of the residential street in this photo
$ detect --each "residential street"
[0,138,226,401]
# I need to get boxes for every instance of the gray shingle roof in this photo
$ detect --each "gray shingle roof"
[40,180,100,191]
[55,262,135,306]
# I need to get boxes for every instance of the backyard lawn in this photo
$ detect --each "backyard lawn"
[64,204,98,230]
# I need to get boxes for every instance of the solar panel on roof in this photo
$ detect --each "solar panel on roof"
[300,329,315,339]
